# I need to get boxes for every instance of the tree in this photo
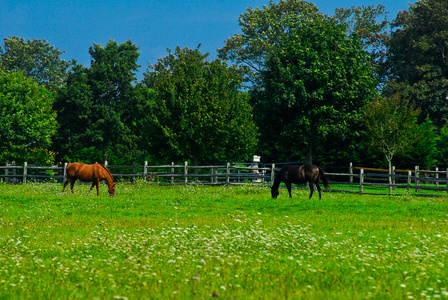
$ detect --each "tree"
[0,36,74,90]
[53,40,144,163]
[142,46,258,165]
[436,124,448,166]
[255,12,377,164]
[0,69,57,163]
[218,0,321,86]
[333,5,390,85]
[388,0,448,127]
[363,94,421,174]
[218,1,378,164]
[52,64,94,161]
[397,118,438,169]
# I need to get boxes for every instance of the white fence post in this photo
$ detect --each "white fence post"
[271,164,276,184]
[435,167,439,188]
[415,166,419,193]
[359,169,364,195]
[143,161,148,181]
[407,171,411,194]
[392,166,396,189]
[23,162,27,184]
[63,162,68,183]
[226,162,230,187]
[171,162,175,185]
[5,161,9,183]
[184,161,188,186]
[349,162,353,186]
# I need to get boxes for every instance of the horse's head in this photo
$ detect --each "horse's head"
[108,183,116,197]
[271,186,279,199]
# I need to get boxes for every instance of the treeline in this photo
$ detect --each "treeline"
[1,0,448,170]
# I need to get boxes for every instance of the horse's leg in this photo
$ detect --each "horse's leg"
[70,178,76,194]
[62,177,70,192]
[95,180,100,196]
[315,181,322,199]
[285,181,293,198]
[309,181,315,199]
[90,182,95,192]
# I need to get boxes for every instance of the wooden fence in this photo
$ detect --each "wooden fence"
[1,161,448,196]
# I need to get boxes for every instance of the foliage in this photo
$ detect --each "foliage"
[0,36,74,91]
[255,12,377,163]
[388,0,448,127]
[0,183,448,299]
[142,46,258,165]
[53,40,147,163]
[0,69,57,163]
[396,118,438,169]
[333,5,390,85]
[435,124,448,167]
[363,93,421,171]
[218,0,321,86]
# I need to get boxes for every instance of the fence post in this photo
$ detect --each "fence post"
[133,161,136,182]
[210,167,214,184]
[349,162,353,186]
[63,162,68,183]
[5,161,9,183]
[184,161,188,186]
[143,161,148,181]
[171,162,174,185]
[407,171,411,194]
[23,162,28,184]
[392,166,396,190]
[446,168,448,188]
[359,169,364,195]
[415,166,419,193]
[12,161,16,183]
[226,162,230,187]
[271,164,276,185]
[435,167,439,188]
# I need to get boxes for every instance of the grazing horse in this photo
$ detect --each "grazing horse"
[62,163,116,196]
[271,164,329,199]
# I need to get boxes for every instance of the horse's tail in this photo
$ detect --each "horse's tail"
[318,167,330,189]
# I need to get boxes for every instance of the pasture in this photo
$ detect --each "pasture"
[0,182,447,299]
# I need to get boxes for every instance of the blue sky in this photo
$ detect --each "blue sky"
[1,0,414,80]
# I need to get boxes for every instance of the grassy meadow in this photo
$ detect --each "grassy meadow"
[0,182,447,299]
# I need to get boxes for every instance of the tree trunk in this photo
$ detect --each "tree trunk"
[386,152,393,189]
[102,148,108,164]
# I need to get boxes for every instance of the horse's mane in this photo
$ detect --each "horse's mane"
[98,163,113,179]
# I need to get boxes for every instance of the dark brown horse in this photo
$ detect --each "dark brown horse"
[271,164,329,199]
[62,163,116,196]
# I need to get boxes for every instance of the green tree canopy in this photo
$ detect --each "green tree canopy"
[253,8,377,163]
[53,40,144,163]
[388,0,448,127]
[363,94,421,172]
[0,69,57,163]
[218,0,322,86]
[0,36,74,90]
[333,5,390,85]
[142,46,258,165]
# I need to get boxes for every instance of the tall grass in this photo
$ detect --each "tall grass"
[0,182,447,299]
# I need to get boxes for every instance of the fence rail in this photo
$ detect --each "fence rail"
[1,161,448,196]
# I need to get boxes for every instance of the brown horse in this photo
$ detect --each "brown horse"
[271,164,329,199]
[62,163,116,196]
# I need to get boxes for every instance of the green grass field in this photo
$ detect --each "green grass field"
[0,182,447,299]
